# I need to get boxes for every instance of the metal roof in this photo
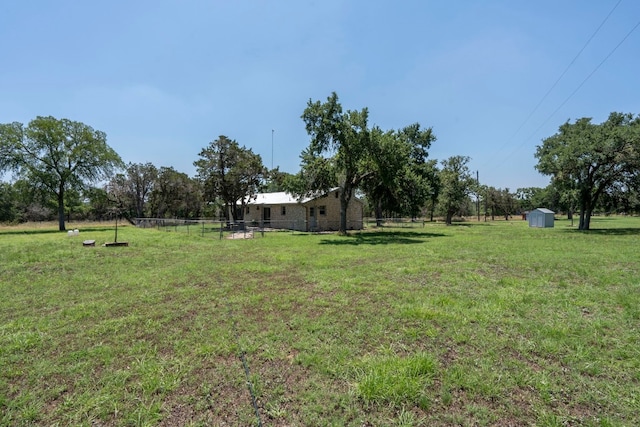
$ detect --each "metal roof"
[533,208,555,214]
[246,192,309,205]
[244,188,362,205]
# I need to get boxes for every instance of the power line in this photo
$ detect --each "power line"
[508,0,623,140]
[483,0,624,168]
[522,18,640,143]
[496,15,640,166]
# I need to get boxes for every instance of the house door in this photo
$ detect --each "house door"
[262,207,271,226]
[309,207,316,231]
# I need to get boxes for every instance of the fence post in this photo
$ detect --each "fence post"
[219,222,223,240]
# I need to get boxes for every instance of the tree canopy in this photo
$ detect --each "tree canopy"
[535,112,640,230]
[0,116,123,230]
[295,92,436,233]
[438,155,474,225]
[108,162,158,219]
[147,166,202,219]
[362,125,437,222]
[194,135,265,221]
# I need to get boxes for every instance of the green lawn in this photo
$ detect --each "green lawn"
[1,217,639,426]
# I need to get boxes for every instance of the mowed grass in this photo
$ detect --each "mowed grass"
[1,217,639,426]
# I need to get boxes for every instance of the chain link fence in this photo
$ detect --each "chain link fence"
[134,218,364,238]
[133,217,435,239]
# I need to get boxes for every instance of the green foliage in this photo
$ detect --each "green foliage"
[483,186,518,220]
[297,92,371,233]
[437,155,474,224]
[263,167,296,193]
[297,92,437,232]
[147,166,202,219]
[0,182,17,222]
[536,112,640,230]
[107,162,158,218]
[194,135,265,221]
[0,116,124,230]
[363,125,437,220]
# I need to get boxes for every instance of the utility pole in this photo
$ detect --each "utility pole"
[476,170,480,222]
[271,129,274,170]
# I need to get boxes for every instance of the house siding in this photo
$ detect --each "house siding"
[244,190,363,231]
[244,204,307,231]
[305,190,363,231]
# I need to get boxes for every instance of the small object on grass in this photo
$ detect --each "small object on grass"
[104,241,129,247]
[82,240,96,247]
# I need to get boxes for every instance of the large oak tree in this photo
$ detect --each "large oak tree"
[535,112,640,230]
[296,92,436,234]
[0,116,123,230]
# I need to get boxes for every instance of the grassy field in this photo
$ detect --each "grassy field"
[1,217,639,426]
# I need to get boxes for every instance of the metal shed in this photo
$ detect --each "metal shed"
[528,208,555,228]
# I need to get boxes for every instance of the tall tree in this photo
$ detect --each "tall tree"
[516,187,547,212]
[298,92,372,234]
[438,155,474,225]
[107,162,158,218]
[0,182,17,223]
[83,186,110,220]
[0,116,123,230]
[125,162,157,218]
[195,136,266,221]
[264,167,296,193]
[362,125,437,222]
[296,93,438,233]
[535,112,640,230]
[10,178,53,222]
[147,167,202,219]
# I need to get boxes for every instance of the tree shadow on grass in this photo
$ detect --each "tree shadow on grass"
[0,225,117,236]
[561,227,640,236]
[0,228,63,236]
[319,231,446,245]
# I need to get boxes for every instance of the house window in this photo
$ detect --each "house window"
[246,207,250,214]
[335,191,339,198]
[309,207,315,217]
[319,205,326,216]
[281,206,286,216]
[257,206,260,211]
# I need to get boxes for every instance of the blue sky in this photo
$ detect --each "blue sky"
[1,0,638,189]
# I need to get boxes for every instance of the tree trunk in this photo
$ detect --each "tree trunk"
[583,207,593,230]
[578,203,587,230]
[57,189,66,231]
[375,201,383,227]
[338,187,352,234]
[445,210,453,225]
